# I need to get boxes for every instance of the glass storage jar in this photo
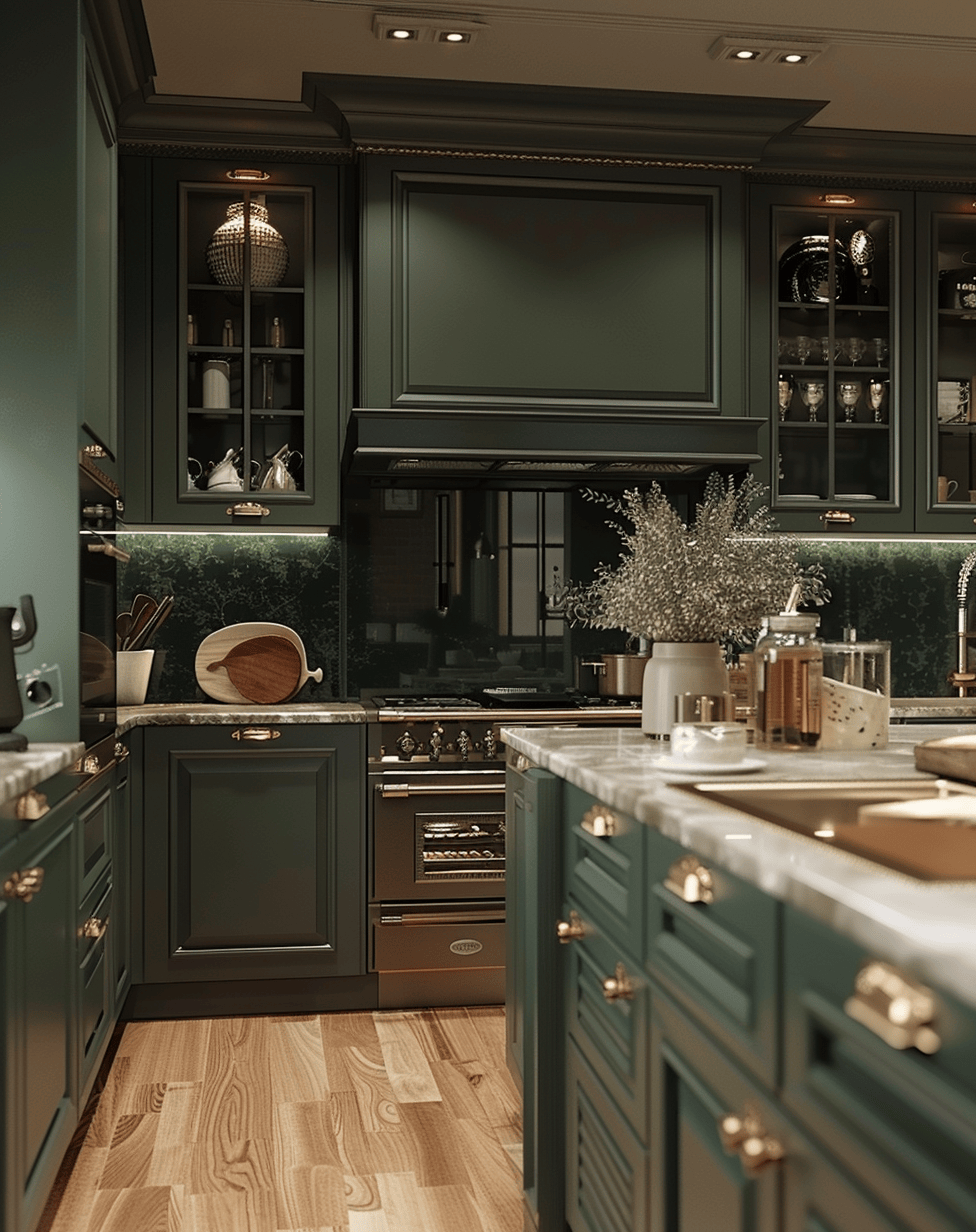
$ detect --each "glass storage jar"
[754,613,823,751]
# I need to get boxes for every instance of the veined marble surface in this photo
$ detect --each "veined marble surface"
[501,722,976,1010]
[117,703,367,734]
[0,743,85,809]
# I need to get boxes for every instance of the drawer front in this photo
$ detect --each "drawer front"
[371,906,505,973]
[566,1040,649,1232]
[645,826,780,1086]
[783,904,976,1232]
[78,874,113,1090]
[78,780,112,896]
[563,904,649,1141]
[563,783,645,958]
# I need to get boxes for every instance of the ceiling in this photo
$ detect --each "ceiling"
[135,0,976,140]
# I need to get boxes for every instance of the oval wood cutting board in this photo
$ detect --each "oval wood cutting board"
[195,623,323,704]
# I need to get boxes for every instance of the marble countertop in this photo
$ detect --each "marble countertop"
[501,722,976,1009]
[0,743,85,810]
[116,702,368,734]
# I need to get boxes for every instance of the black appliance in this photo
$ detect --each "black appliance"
[0,596,37,751]
[79,450,126,756]
[365,691,640,1008]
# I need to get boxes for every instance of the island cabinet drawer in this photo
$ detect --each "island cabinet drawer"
[644,827,780,1087]
[563,783,645,958]
[562,903,649,1141]
[783,904,976,1232]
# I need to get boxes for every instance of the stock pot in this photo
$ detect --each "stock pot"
[575,653,649,698]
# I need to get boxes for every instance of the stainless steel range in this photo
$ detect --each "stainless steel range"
[365,690,640,1008]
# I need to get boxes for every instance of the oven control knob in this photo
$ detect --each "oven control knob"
[429,723,444,763]
[395,730,419,760]
[482,728,496,760]
[457,729,471,760]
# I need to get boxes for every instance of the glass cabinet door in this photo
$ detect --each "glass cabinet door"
[181,183,311,511]
[771,204,898,520]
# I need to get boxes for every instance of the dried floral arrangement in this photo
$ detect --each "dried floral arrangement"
[564,473,829,644]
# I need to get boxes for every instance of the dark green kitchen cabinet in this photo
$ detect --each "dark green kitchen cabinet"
[360,154,746,416]
[121,156,348,528]
[138,724,365,986]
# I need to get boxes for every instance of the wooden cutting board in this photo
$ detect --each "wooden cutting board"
[195,623,322,704]
[206,635,303,704]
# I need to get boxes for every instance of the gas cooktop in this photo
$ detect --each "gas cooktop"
[367,690,641,712]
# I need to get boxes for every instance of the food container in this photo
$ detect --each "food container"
[754,613,823,751]
[576,653,649,698]
[820,635,891,749]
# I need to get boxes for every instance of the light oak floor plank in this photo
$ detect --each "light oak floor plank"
[42,1007,521,1232]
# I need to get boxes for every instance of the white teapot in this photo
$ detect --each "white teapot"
[206,447,243,491]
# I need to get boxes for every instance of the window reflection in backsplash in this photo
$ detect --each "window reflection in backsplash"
[117,520,976,705]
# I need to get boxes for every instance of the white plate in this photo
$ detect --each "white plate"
[835,493,877,500]
[652,755,765,775]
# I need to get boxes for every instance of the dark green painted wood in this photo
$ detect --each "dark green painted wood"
[112,743,131,1016]
[361,155,747,420]
[783,904,976,1232]
[141,725,364,984]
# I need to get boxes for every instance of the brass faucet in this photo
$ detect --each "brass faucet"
[948,548,976,695]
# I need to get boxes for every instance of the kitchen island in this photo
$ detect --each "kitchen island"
[502,722,976,1232]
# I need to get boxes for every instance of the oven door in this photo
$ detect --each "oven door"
[370,768,506,902]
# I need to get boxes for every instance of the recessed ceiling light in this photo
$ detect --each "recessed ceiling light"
[372,11,485,44]
[226,169,271,182]
[708,35,826,65]
[820,193,857,205]
[440,31,469,43]
[388,27,415,39]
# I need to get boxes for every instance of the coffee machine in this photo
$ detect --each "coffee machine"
[0,595,37,751]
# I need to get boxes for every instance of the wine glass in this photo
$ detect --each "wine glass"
[794,335,815,365]
[818,336,836,363]
[778,336,794,364]
[871,337,889,366]
[868,379,888,423]
[837,380,862,423]
[777,377,793,421]
[845,337,867,365]
[797,378,825,422]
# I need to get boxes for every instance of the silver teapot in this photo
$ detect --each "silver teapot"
[254,444,302,492]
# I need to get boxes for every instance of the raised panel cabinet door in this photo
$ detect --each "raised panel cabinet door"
[143,727,363,983]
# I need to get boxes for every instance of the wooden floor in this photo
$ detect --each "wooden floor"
[40,1007,523,1232]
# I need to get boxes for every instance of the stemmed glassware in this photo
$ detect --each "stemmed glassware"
[837,380,862,423]
[872,337,889,366]
[868,379,888,423]
[844,337,867,365]
[777,377,793,421]
[797,378,825,423]
[794,335,815,365]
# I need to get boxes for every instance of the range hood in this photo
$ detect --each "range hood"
[343,409,763,489]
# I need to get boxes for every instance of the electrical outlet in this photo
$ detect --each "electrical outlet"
[17,663,64,721]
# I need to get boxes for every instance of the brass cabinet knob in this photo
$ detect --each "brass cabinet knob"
[231,727,281,742]
[581,803,617,837]
[718,1110,784,1175]
[844,959,941,1053]
[81,915,108,941]
[3,867,45,902]
[601,962,635,1002]
[664,854,715,905]
[556,910,586,944]
[14,789,49,821]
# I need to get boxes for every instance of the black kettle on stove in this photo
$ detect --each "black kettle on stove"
[0,596,37,752]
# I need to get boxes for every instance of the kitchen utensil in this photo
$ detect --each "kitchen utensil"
[116,612,132,648]
[124,596,158,649]
[206,447,243,491]
[575,653,649,697]
[194,622,323,704]
[206,634,303,704]
[117,649,155,705]
[127,593,174,651]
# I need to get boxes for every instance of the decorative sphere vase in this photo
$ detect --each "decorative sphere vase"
[206,199,289,288]
[641,642,729,737]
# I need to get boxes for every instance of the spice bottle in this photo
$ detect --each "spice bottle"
[754,612,822,751]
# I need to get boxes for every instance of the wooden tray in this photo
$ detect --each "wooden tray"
[194,623,322,704]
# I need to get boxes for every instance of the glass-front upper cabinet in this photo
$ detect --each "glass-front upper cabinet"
[917,192,976,533]
[140,159,343,527]
[750,185,914,533]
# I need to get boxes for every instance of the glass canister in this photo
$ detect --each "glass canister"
[820,632,891,750]
[754,613,822,751]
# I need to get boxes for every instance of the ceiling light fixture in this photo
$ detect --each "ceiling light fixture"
[372,12,485,44]
[226,169,271,182]
[820,193,857,205]
[708,35,826,66]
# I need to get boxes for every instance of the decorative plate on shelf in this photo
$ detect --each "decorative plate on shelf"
[778,236,856,304]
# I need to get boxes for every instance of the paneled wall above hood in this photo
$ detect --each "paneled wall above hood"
[342,409,762,489]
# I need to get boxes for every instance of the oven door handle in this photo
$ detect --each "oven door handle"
[379,782,506,799]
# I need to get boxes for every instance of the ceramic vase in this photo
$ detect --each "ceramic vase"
[641,641,729,737]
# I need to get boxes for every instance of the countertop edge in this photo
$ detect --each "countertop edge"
[116,702,368,733]
[0,743,86,809]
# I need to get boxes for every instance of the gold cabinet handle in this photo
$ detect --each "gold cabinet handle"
[844,959,941,1054]
[81,915,108,941]
[226,501,270,518]
[14,789,49,821]
[718,1111,784,1175]
[3,867,45,902]
[114,741,129,761]
[819,509,856,527]
[663,854,715,905]
[581,803,617,837]
[556,910,586,944]
[231,727,281,742]
[601,962,635,1002]
[514,753,530,773]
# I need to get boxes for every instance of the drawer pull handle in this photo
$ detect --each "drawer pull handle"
[664,854,714,905]
[556,910,586,944]
[719,1111,784,1175]
[231,727,281,742]
[514,753,530,773]
[14,789,49,821]
[81,915,108,941]
[601,962,634,1002]
[3,867,44,902]
[581,804,617,837]
[844,959,941,1054]
[226,502,270,518]
[819,509,857,527]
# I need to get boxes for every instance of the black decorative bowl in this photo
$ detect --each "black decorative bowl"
[778,236,856,304]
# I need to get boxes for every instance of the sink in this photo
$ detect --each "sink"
[678,778,976,881]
